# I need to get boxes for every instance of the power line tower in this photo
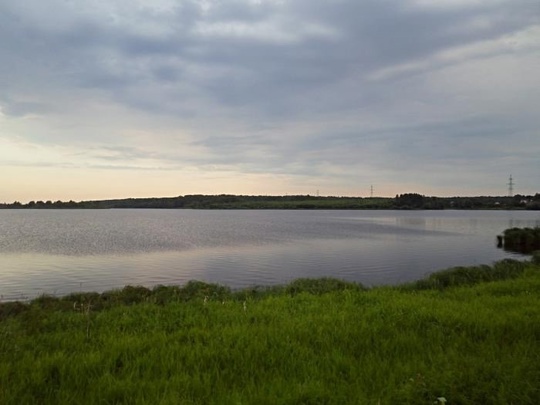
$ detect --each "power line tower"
[507,175,514,197]
[370,185,373,198]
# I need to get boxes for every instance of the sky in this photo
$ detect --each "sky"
[1,0,539,203]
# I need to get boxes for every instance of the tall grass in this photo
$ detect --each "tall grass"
[401,258,527,291]
[1,260,540,404]
[501,227,540,253]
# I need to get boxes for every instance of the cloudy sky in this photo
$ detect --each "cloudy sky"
[1,0,539,202]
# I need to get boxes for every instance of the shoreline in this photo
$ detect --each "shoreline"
[2,256,536,309]
[2,193,539,210]
[2,257,539,403]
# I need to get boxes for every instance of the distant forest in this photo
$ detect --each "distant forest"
[1,193,540,210]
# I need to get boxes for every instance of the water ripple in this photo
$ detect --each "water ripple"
[0,209,538,300]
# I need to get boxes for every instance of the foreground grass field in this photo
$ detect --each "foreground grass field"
[1,258,539,404]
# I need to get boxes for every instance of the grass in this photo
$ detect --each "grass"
[1,259,540,404]
[501,227,540,253]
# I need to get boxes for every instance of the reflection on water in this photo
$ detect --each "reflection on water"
[395,216,428,229]
[0,209,539,300]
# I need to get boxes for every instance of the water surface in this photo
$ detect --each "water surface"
[1,209,538,300]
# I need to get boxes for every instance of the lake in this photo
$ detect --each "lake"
[1,209,539,301]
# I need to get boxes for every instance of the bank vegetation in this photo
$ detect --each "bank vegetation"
[1,254,540,404]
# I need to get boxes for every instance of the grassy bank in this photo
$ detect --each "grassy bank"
[1,258,540,404]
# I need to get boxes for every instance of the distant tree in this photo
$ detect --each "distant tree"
[395,193,425,209]
[527,195,540,210]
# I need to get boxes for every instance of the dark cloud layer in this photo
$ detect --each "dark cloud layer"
[1,0,539,198]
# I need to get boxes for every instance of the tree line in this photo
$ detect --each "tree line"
[1,193,539,210]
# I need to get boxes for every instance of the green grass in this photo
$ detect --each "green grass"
[502,227,540,253]
[1,261,540,404]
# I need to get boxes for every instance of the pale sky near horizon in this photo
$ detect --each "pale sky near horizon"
[1,0,539,203]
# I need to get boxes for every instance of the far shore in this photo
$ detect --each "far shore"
[2,192,540,210]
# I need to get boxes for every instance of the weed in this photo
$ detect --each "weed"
[403,259,526,291]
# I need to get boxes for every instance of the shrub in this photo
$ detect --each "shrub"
[532,251,540,265]
[0,301,29,321]
[101,286,151,306]
[408,259,526,291]
[178,281,232,302]
[151,285,182,305]
[284,277,365,296]
[32,294,70,311]
[502,227,540,253]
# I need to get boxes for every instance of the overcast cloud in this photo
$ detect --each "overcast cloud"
[0,0,539,201]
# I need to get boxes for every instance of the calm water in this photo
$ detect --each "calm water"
[1,209,539,300]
